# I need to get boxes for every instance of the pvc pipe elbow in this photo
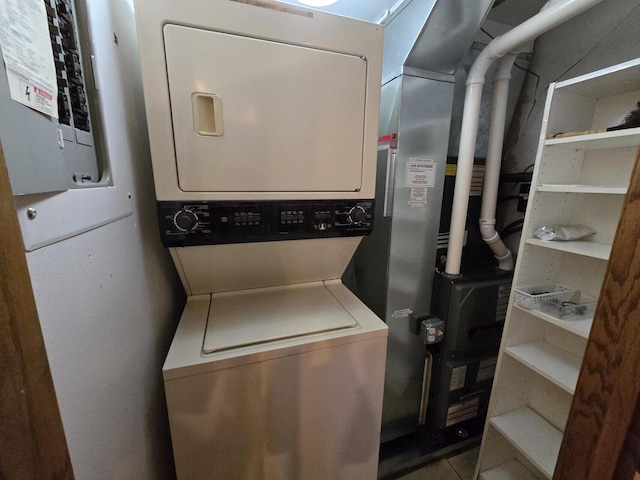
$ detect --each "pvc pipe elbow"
[466,44,500,86]
[479,221,497,241]
[493,54,518,82]
[496,250,514,271]
[479,220,513,270]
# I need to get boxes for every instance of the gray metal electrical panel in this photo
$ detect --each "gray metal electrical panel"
[1,0,107,195]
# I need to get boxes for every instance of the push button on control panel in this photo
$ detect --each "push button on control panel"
[313,209,332,231]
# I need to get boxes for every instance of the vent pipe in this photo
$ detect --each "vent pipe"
[480,53,517,271]
[445,0,604,276]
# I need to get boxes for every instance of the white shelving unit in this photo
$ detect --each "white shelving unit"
[475,58,640,479]
[490,408,563,478]
[525,238,611,260]
[512,304,592,340]
[479,460,538,480]
[535,185,627,194]
[505,340,581,394]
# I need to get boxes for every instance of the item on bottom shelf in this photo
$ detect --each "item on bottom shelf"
[533,225,596,241]
[541,298,597,320]
[513,284,576,310]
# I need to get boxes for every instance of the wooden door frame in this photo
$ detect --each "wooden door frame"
[554,147,640,480]
[0,143,74,478]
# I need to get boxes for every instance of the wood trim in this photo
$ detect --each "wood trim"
[554,147,640,480]
[614,393,640,480]
[0,143,74,478]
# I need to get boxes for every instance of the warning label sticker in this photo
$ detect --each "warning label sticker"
[476,356,498,383]
[409,187,427,207]
[405,159,436,188]
[449,365,467,391]
[20,80,54,115]
[392,308,413,319]
[446,396,480,427]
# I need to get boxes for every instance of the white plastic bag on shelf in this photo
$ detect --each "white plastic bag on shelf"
[534,225,596,241]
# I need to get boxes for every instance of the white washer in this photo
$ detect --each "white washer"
[164,280,387,479]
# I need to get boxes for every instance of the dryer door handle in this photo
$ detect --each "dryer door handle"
[192,93,224,136]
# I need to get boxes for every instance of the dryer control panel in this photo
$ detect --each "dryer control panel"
[157,200,374,247]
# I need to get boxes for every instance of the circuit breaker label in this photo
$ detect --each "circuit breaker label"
[449,365,467,391]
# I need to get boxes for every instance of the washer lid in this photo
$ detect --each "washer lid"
[203,283,358,354]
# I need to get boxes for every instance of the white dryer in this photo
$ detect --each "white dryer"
[134,1,387,478]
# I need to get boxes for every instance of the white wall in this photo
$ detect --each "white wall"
[23,0,184,478]
[499,0,640,252]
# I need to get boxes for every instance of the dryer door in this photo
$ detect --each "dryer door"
[163,24,368,194]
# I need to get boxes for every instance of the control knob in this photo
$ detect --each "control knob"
[173,209,198,232]
[348,206,367,225]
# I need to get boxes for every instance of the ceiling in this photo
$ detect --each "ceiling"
[488,0,547,25]
[276,0,548,25]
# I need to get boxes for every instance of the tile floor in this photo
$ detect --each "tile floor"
[398,447,479,480]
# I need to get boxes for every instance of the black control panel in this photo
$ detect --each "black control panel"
[157,200,375,247]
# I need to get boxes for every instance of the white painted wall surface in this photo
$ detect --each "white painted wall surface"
[498,0,640,252]
[22,0,184,477]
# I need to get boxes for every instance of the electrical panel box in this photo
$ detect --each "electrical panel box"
[0,0,107,195]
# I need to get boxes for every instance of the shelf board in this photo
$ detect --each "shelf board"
[489,408,562,479]
[544,127,640,150]
[526,238,611,260]
[505,340,581,394]
[536,184,627,194]
[513,304,593,339]
[479,460,539,480]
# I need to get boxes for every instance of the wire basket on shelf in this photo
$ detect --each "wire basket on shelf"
[513,284,576,310]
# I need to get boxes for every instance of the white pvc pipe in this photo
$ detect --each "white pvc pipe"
[444,0,604,275]
[479,54,517,272]
[444,83,483,274]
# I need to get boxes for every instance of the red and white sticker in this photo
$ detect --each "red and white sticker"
[20,80,55,116]
[0,0,58,117]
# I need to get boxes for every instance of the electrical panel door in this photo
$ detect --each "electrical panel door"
[163,25,368,194]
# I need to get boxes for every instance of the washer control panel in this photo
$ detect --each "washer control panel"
[157,200,374,247]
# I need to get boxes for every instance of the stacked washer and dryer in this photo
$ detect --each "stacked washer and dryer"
[134,0,388,478]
